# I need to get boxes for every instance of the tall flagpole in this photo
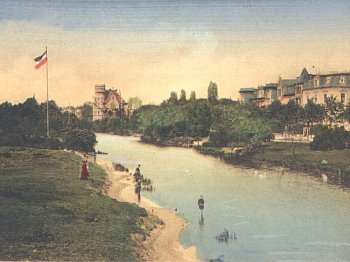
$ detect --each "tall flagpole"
[46,46,49,138]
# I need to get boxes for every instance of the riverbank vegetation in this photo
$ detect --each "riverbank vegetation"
[196,142,350,186]
[0,147,149,261]
[0,98,96,152]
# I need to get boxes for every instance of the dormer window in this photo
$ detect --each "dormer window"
[326,77,331,84]
[277,88,282,96]
[340,77,345,84]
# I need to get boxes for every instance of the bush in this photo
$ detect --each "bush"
[62,128,96,152]
[310,127,350,151]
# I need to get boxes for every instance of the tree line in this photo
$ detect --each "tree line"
[93,83,274,148]
[0,98,96,152]
[94,82,350,151]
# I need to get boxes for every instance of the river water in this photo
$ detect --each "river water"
[96,134,350,261]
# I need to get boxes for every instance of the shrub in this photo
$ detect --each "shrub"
[310,127,350,151]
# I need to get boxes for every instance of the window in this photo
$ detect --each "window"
[341,93,345,103]
[296,86,302,94]
[314,96,317,103]
[277,89,282,96]
[324,94,327,102]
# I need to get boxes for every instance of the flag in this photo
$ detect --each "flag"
[34,50,47,69]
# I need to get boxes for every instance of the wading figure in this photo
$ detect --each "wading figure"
[80,160,89,180]
[135,181,141,202]
[134,164,141,182]
[198,195,205,223]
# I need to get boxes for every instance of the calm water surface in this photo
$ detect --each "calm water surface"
[96,134,350,261]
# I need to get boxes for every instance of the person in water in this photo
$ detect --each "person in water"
[198,195,205,210]
[134,164,141,182]
[135,181,141,202]
[80,160,89,180]
[198,195,205,223]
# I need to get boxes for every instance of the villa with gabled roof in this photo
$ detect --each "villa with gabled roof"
[240,68,350,108]
[92,84,130,121]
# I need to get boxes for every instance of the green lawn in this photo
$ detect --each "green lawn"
[252,142,350,171]
[196,142,350,185]
[0,147,148,261]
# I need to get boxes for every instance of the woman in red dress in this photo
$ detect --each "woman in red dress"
[80,160,89,180]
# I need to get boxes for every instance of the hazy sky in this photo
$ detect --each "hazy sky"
[1,0,350,106]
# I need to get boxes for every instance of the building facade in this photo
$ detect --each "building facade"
[240,68,350,108]
[92,84,129,121]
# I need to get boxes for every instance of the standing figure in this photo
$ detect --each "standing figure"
[134,164,141,182]
[135,181,141,202]
[198,195,205,223]
[80,160,89,180]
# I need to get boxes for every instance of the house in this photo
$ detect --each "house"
[92,84,130,121]
[302,72,350,106]
[240,68,350,108]
[241,83,277,108]
[239,87,257,104]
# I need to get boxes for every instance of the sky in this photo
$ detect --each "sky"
[1,0,350,106]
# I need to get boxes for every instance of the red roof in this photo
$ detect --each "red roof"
[104,90,122,105]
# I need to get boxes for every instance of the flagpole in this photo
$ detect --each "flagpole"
[46,46,49,138]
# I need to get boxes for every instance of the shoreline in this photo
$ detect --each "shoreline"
[96,158,201,262]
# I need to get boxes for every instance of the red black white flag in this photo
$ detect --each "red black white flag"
[34,50,47,69]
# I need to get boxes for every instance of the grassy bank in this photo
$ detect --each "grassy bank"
[196,142,350,186]
[0,147,148,261]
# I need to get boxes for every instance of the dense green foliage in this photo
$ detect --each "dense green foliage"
[93,116,131,135]
[128,96,273,147]
[210,104,273,147]
[0,147,147,261]
[264,100,305,133]
[0,98,96,152]
[310,127,350,150]
[128,96,142,110]
[92,84,273,147]
[207,81,218,104]
[132,100,212,139]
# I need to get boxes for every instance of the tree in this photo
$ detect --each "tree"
[179,90,187,105]
[189,91,196,101]
[207,81,218,104]
[279,100,305,157]
[210,104,272,147]
[186,100,212,137]
[168,91,178,104]
[304,99,325,137]
[80,103,92,122]
[324,95,344,125]
[264,100,286,132]
[128,97,142,110]
[342,102,350,122]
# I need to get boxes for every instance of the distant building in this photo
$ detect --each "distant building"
[240,68,350,108]
[239,88,257,104]
[60,106,82,119]
[303,72,350,106]
[240,83,277,108]
[92,84,130,121]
